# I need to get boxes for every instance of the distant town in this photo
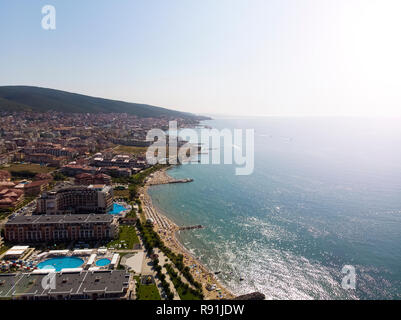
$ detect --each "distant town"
[0,110,228,301]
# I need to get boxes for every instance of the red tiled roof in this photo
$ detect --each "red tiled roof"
[0,181,15,187]
[4,192,18,197]
[94,173,111,179]
[75,173,92,179]
[24,180,50,188]
[34,173,53,180]
[0,170,11,180]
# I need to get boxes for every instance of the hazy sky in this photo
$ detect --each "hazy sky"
[1,0,401,116]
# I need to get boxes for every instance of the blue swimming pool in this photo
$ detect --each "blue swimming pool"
[108,203,127,215]
[95,258,111,267]
[37,257,84,272]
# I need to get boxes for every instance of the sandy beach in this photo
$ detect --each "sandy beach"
[140,167,235,300]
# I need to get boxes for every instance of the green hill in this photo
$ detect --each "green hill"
[0,86,207,119]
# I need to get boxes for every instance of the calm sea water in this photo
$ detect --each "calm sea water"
[148,117,401,300]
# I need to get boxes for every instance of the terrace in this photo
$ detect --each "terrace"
[1,248,119,273]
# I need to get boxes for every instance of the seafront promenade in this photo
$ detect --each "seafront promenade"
[141,167,235,300]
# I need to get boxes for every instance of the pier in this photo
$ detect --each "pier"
[148,177,193,186]
[169,178,193,184]
[179,225,204,231]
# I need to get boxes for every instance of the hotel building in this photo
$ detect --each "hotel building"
[4,214,118,243]
[36,185,113,215]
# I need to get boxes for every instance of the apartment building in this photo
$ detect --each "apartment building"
[74,173,112,186]
[0,182,24,209]
[24,153,68,167]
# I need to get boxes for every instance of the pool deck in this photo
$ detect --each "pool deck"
[31,248,118,272]
[108,202,132,216]
[37,256,85,272]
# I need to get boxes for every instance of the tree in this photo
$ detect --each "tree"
[52,171,67,181]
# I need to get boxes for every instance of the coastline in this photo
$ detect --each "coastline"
[140,167,235,300]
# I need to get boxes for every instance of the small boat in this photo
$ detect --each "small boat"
[214,271,221,275]
[240,278,244,281]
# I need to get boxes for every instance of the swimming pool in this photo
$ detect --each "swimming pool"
[95,258,111,267]
[37,257,84,272]
[108,203,127,215]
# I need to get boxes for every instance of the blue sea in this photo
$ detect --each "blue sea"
[148,117,401,300]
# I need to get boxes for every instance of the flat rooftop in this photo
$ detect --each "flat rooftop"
[6,214,114,225]
[0,270,130,299]
[41,184,110,196]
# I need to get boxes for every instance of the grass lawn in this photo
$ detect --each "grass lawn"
[1,163,56,173]
[0,211,11,220]
[116,252,129,270]
[125,209,137,218]
[115,145,147,155]
[1,163,55,179]
[170,277,201,300]
[15,196,36,209]
[107,225,140,249]
[134,276,161,300]
[113,189,129,199]
[0,245,10,256]
[164,265,202,300]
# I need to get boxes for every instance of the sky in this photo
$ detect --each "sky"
[1,0,401,116]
